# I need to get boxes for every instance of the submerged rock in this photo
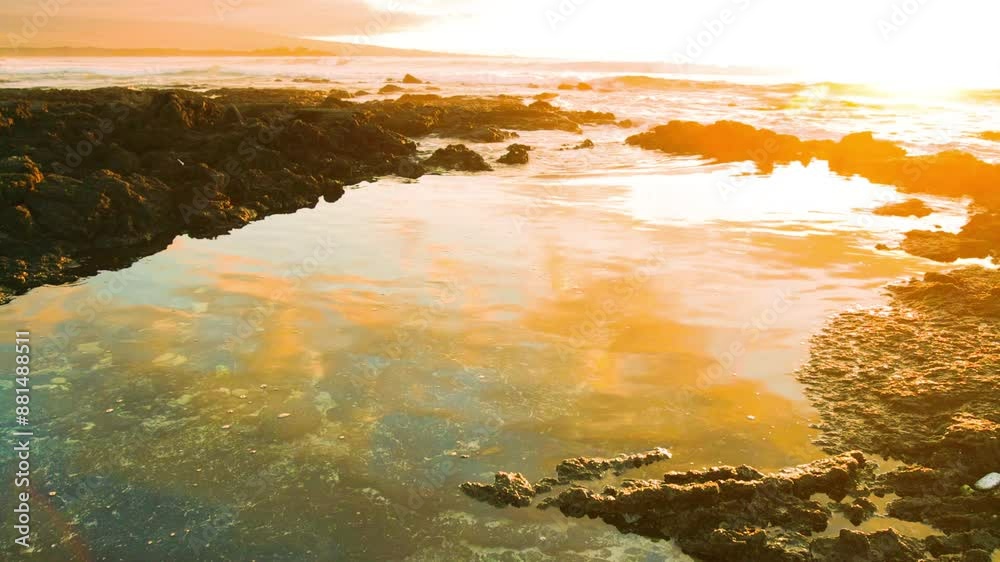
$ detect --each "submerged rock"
[423,144,492,172]
[831,497,878,526]
[378,84,405,94]
[873,198,934,218]
[460,472,535,508]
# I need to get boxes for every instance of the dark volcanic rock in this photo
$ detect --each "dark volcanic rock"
[423,144,492,172]
[662,465,764,485]
[797,267,1000,545]
[370,94,592,136]
[554,447,673,482]
[810,529,927,562]
[0,87,625,303]
[537,452,872,560]
[460,126,519,143]
[830,497,878,526]
[626,120,814,173]
[496,143,531,165]
[627,119,1000,262]
[901,212,1000,263]
[460,472,536,508]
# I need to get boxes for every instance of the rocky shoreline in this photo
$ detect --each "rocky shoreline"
[461,269,999,560]
[0,87,624,304]
[4,90,999,304]
[3,88,997,560]
[627,119,1000,265]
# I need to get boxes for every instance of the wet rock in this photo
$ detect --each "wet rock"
[532,477,561,494]
[497,143,531,165]
[0,88,632,303]
[460,472,535,508]
[873,198,934,218]
[555,447,673,482]
[979,131,1000,142]
[662,465,764,485]
[423,144,492,172]
[830,496,877,526]
[798,266,1000,544]
[401,73,424,84]
[533,92,558,101]
[456,126,519,143]
[378,84,405,94]
[570,139,594,150]
[626,120,812,173]
[395,158,426,179]
[627,119,1000,262]
[899,230,976,262]
[925,530,1000,559]
[0,155,44,185]
[536,452,870,560]
[811,529,926,562]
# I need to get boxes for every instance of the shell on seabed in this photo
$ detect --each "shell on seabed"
[973,472,999,491]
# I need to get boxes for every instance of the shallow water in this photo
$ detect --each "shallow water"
[0,109,975,559]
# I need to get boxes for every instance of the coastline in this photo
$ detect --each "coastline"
[1,86,997,561]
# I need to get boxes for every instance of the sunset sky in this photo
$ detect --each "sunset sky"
[4,0,999,87]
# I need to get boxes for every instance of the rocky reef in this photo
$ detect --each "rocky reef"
[627,120,1000,264]
[799,267,999,544]
[461,268,1000,560]
[0,88,614,304]
[554,447,674,483]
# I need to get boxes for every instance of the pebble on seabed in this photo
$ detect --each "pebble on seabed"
[974,472,1000,491]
